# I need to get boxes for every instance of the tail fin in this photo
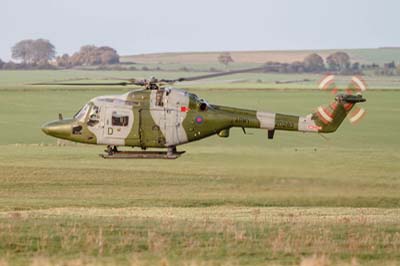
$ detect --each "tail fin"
[311,94,366,133]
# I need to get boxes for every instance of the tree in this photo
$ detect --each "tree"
[11,39,34,63]
[351,62,360,72]
[384,61,396,69]
[56,54,72,67]
[32,39,56,65]
[0,58,4,69]
[69,45,120,66]
[289,61,306,73]
[80,45,99,65]
[382,61,396,75]
[11,39,55,64]
[326,52,351,72]
[217,52,234,67]
[97,46,120,64]
[303,53,325,72]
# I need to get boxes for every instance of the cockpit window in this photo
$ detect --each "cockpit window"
[87,105,100,126]
[74,104,90,122]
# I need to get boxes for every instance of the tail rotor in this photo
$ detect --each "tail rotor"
[317,74,368,126]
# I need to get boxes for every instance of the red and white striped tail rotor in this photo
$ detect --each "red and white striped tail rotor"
[318,74,335,90]
[351,76,367,93]
[317,74,367,125]
[348,107,367,124]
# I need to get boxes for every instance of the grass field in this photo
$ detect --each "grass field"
[0,70,399,265]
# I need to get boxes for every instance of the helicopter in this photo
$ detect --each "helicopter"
[38,66,366,159]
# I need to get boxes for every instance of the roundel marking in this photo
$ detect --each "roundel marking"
[195,116,204,124]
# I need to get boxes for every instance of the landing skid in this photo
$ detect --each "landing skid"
[100,146,185,159]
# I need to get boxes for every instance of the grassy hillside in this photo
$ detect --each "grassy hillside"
[122,48,400,65]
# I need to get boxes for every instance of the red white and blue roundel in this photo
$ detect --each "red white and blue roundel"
[195,116,204,124]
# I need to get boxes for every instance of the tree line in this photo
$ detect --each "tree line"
[265,52,361,74]
[0,39,120,70]
[0,38,399,75]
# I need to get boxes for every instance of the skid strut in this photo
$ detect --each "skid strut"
[100,146,185,159]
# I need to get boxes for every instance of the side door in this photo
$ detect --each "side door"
[102,107,134,145]
[164,106,180,145]
[139,109,165,148]
[163,89,187,145]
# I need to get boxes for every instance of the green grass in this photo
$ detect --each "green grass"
[0,70,399,265]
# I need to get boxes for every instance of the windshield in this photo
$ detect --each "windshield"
[73,103,90,122]
[87,105,100,126]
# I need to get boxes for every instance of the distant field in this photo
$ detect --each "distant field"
[2,70,400,91]
[0,70,399,265]
[122,48,400,65]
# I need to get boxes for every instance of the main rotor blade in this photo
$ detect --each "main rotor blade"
[103,77,139,82]
[32,65,272,87]
[168,66,267,83]
[31,82,141,86]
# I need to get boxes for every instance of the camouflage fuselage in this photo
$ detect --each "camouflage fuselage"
[42,87,357,148]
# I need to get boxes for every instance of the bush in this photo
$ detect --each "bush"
[217,52,234,67]
[3,61,20,70]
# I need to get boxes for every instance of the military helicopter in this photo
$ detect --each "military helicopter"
[38,66,366,159]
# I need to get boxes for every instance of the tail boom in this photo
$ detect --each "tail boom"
[255,94,366,134]
[213,94,365,138]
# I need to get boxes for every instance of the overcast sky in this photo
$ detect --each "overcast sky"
[1,0,398,60]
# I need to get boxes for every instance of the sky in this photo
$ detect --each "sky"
[1,0,399,60]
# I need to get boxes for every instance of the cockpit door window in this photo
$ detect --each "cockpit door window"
[102,108,133,144]
[111,111,129,126]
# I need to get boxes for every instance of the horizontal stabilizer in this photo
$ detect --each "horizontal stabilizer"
[336,94,366,104]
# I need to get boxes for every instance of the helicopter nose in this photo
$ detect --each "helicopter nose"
[41,123,50,134]
[41,120,72,138]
